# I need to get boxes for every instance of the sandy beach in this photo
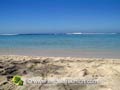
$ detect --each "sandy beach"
[0,0,120,90]
[0,55,120,90]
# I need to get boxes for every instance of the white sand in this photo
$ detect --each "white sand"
[0,55,120,90]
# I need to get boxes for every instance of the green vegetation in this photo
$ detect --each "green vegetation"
[12,75,24,86]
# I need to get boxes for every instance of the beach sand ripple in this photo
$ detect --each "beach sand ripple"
[0,55,120,90]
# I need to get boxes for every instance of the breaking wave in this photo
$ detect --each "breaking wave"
[66,32,118,35]
[0,34,20,36]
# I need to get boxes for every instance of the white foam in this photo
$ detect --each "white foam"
[66,32,82,35]
[66,32,117,35]
[0,34,19,36]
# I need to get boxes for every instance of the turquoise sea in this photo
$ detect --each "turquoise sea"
[0,33,120,58]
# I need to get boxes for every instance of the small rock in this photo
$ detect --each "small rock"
[6,75,13,80]
[82,69,89,76]
[23,70,27,75]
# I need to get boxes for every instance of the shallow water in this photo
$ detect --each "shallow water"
[0,33,120,58]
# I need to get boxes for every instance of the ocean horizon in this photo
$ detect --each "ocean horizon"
[0,32,119,35]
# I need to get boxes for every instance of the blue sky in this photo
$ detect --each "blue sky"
[0,0,120,33]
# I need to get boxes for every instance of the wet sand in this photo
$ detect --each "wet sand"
[0,49,120,59]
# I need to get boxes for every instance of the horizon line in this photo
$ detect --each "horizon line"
[0,32,120,36]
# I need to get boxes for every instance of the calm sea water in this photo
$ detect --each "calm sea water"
[0,33,120,58]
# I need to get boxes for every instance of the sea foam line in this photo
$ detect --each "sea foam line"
[0,34,19,36]
[66,32,117,35]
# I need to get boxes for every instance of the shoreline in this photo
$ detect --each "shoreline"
[0,55,120,61]
[0,54,120,59]
[0,48,120,59]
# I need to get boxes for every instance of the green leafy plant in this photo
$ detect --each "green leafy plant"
[12,75,24,86]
